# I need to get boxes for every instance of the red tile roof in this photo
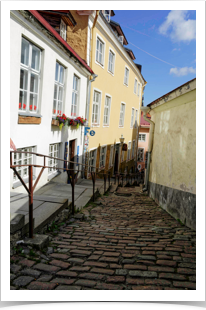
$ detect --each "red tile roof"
[140,111,150,126]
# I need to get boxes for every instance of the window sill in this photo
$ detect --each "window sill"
[95,60,104,69]
[12,175,36,189]
[103,124,109,127]
[123,83,129,87]
[92,124,100,127]
[107,70,114,77]
[18,114,41,124]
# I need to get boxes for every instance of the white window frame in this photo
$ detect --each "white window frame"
[134,78,137,94]
[108,48,115,75]
[60,19,67,41]
[103,10,111,22]
[103,94,111,126]
[19,37,41,114]
[138,148,144,162]
[13,146,35,184]
[71,74,80,117]
[130,108,135,128]
[132,140,135,158]
[99,145,107,168]
[135,109,138,128]
[89,148,97,172]
[124,66,129,86]
[119,102,126,127]
[92,88,102,126]
[53,62,65,116]
[127,141,131,161]
[139,134,146,142]
[48,143,60,175]
[95,34,105,68]
[109,145,114,167]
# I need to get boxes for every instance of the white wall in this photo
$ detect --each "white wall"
[10,12,89,192]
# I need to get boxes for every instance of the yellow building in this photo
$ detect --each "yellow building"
[141,78,196,230]
[66,10,147,176]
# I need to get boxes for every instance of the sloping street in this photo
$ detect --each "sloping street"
[10,186,196,290]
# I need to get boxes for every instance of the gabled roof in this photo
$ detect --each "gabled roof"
[124,47,136,60]
[140,111,151,127]
[28,10,94,74]
[38,10,77,26]
[109,20,128,45]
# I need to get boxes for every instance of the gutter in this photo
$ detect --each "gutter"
[140,106,155,192]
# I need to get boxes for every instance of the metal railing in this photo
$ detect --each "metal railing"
[10,150,144,238]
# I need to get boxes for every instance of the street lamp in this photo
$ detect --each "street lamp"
[119,134,125,144]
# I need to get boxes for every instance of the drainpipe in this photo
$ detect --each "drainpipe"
[140,106,155,192]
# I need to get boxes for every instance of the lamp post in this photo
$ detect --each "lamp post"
[119,134,125,144]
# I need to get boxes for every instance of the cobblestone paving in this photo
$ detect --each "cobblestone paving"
[10,186,196,290]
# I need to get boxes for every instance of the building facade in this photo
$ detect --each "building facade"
[64,10,147,177]
[137,112,150,171]
[143,78,196,230]
[10,10,95,192]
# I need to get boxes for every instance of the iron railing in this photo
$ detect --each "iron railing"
[10,150,144,238]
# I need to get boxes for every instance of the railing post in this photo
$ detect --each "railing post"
[118,174,120,186]
[108,172,110,187]
[72,170,75,215]
[122,174,123,186]
[29,165,34,238]
[104,173,106,194]
[114,174,116,184]
[91,172,96,202]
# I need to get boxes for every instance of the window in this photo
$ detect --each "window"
[60,20,66,40]
[138,83,141,96]
[127,142,131,160]
[13,146,34,182]
[139,134,146,142]
[103,95,111,126]
[109,145,114,167]
[96,37,104,66]
[19,38,41,113]
[138,148,144,162]
[130,108,135,128]
[99,146,107,168]
[48,143,60,174]
[92,90,101,124]
[53,62,65,116]
[103,10,111,22]
[124,67,129,86]
[134,79,137,94]
[135,110,138,128]
[71,75,80,117]
[108,49,115,74]
[119,103,125,127]
[89,149,97,172]
[132,140,135,158]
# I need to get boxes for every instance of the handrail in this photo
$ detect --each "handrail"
[10,150,144,239]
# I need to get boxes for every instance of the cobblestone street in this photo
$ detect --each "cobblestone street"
[10,186,196,290]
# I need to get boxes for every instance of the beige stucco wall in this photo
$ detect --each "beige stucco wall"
[149,89,196,195]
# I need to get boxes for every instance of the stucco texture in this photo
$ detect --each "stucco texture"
[149,90,196,195]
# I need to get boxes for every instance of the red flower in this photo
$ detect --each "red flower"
[29,105,32,110]
[54,109,56,114]
[34,106,37,111]
[23,104,26,109]
[19,103,22,109]
[58,110,59,114]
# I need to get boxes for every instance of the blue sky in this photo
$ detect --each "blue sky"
[111,10,196,106]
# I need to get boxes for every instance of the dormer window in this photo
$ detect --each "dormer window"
[103,10,111,22]
[60,20,66,41]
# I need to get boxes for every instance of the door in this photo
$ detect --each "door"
[69,139,76,171]
[114,144,119,174]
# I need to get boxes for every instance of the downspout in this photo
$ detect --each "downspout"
[140,106,155,192]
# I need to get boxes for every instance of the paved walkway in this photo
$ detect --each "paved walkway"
[10,186,196,290]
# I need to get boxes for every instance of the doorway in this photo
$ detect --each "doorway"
[114,143,120,174]
[69,139,76,170]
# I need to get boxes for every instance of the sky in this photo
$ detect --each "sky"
[110,10,196,106]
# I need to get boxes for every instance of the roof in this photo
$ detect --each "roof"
[124,47,136,60]
[140,111,151,126]
[147,78,196,107]
[29,10,94,74]
[38,10,77,26]
[109,20,128,45]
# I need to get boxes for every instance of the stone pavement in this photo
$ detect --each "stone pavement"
[10,186,196,290]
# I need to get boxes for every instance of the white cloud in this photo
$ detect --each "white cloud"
[170,66,196,77]
[159,11,196,43]
[172,48,181,52]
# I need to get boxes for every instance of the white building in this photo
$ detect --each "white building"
[10,10,95,192]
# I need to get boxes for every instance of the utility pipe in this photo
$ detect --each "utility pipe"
[140,106,155,192]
